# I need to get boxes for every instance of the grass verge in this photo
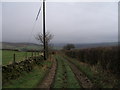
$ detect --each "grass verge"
[3,60,52,88]
[64,55,119,88]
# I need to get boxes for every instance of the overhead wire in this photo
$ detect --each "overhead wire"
[13,2,42,61]
[27,3,42,44]
[23,2,42,52]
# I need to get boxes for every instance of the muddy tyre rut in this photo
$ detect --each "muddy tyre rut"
[66,59,93,88]
[38,58,57,88]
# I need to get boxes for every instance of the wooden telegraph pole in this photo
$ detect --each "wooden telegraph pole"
[43,0,46,60]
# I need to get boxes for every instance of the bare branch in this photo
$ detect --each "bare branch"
[35,31,54,45]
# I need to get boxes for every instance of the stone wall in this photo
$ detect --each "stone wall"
[2,56,44,84]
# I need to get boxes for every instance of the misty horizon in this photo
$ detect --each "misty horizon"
[1,41,118,45]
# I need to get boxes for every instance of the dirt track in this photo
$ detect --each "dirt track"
[38,58,57,88]
[38,55,93,88]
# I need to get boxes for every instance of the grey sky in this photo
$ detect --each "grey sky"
[1,2,118,44]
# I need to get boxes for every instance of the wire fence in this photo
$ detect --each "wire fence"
[2,50,43,65]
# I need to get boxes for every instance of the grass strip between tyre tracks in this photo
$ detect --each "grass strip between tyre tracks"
[53,55,81,88]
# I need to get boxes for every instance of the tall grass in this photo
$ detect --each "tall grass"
[64,55,119,88]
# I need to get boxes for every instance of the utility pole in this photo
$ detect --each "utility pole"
[43,0,46,60]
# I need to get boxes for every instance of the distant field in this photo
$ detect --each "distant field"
[2,42,42,50]
[2,50,35,65]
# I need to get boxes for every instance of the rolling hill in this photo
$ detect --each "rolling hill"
[1,42,42,50]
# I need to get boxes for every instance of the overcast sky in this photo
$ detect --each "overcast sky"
[1,2,118,44]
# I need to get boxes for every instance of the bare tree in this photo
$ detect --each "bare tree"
[35,31,54,58]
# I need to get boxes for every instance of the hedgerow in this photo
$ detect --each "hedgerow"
[65,46,120,75]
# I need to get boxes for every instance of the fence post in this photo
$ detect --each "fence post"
[32,52,33,57]
[33,50,35,57]
[13,53,16,64]
[26,52,27,59]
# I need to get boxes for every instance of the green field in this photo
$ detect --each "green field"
[2,42,42,50]
[2,50,38,65]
